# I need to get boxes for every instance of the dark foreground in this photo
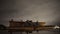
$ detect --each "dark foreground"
[0,29,60,34]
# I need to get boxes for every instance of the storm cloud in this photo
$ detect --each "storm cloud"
[0,0,60,26]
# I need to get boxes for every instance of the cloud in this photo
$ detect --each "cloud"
[0,0,60,26]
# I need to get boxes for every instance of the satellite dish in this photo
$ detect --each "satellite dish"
[54,25,60,29]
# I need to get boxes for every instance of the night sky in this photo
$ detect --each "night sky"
[0,0,60,26]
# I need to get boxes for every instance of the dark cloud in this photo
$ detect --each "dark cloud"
[0,0,60,26]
